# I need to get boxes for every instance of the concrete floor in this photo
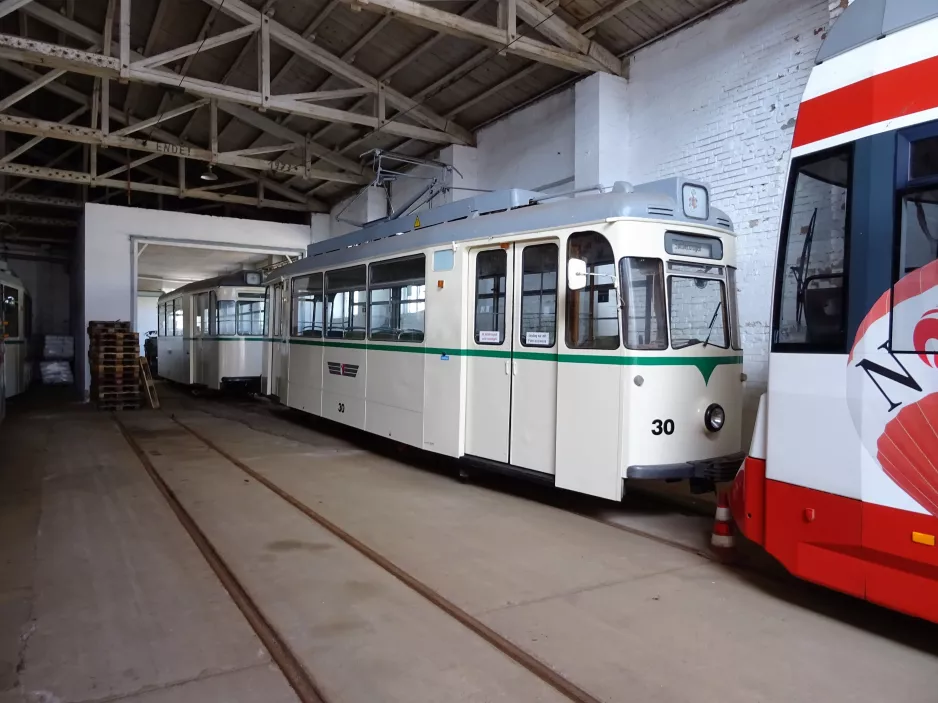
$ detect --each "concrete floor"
[2,389,938,703]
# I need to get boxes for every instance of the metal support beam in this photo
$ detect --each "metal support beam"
[4,143,80,194]
[332,0,619,75]
[111,99,209,137]
[222,144,295,157]
[0,67,66,112]
[200,0,475,143]
[0,113,369,185]
[259,14,270,110]
[0,213,76,227]
[101,0,116,135]
[0,162,312,211]
[132,23,258,69]
[0,106,87,163]
[278,87,374,102]
[0,0,34,20]
[0,192,84,209]
[98,152,162,179]
[119,0,130,79]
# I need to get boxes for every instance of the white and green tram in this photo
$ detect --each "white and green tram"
[1,260,32,401]
[157,271,266,392]
[264,179,745,500]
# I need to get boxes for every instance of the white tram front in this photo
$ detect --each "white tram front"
[264,179,745,500]
[157,271,266,392]
[0,260,32,400]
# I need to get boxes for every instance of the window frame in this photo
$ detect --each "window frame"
[518,243,558,348]
[565,230,620,351]
[236,298,265,336]
[172,297,184,337]
[368,254,427,343]
[620,256,668,351]
[667,274,729,350]
[290,273,323,339]
[473,248,508,346]
[771,143,854,354]
[1,285,18,339]
[158,302,166,337]
[325,265,367,340]
[216,298,236,336]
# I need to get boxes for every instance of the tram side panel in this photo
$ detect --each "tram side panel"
[322,342,366,429]
[287,339,323,416]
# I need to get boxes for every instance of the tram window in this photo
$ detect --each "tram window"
[158,303,166,337]
[196,292,209,336]
[209,292,216,335]
[668,275,727,349]
[775,147,851,350]
[292,274,323,338]
[565,231,619,350]
[892,187,938,353]
[173,299,184,336]
[326,266,367,340]
[217,300,236,336]
[237,299,265,336]
[520,244,557,347]
[2,286,18,339]
[619,257,667,351]
[474,249,507,345]
[369,255,426,342]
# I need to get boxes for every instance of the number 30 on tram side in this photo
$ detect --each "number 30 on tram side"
[265,178,746,502]
[731,0,938,623]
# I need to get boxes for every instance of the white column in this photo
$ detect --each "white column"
[438,144,479,203]
[574,72,629,191]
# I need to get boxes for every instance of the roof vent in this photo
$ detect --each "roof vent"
[647,206,674,217]
[716,216,732,228]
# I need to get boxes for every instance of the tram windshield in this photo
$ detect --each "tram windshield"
[666,262,728,349]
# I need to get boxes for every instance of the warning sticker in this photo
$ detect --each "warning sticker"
[414,216,422,228]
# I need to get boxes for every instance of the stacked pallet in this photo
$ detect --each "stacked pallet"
[88,321,140,411]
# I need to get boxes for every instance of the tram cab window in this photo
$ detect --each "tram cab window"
[173,298,184,336]
[237,298,265,336]
[619,257,667,350]
[158,303,166,337]
[566,231,619,350]
[196,293,209,336]
[520,244,558,347]
[668,263,727,349]
[369,255,426,342]
[217,300,236,336]
[474,249,507,345]
[774,147,851,351]
[2,286,18,339]
[326,266,367,340]
[292,273,323,338]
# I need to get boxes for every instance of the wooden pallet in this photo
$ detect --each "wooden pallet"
[88,321,132,334]
[91,364,140,374]
[90,352,140,363]
[89,340,140,350]
[97,400,141,411]
[139,356,160,409]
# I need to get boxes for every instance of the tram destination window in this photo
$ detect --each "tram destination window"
[292,273,324,338]
[520,244,558,347]
[326,266,367,340]
[2,286,18,338]
[370,255,426,342]
[566,231,619,350]
[620,257,667,350]
[237,299,264,336]
[474,249,507,345]
[774,147,851,351]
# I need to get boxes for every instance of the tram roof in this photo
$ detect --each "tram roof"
[270,178,733,282]
[818,0,938,63]
[158,271,264,302]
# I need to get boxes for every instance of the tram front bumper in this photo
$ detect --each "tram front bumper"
[626,451,745,483]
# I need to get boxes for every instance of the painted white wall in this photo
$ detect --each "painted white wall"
[329,187,388,238]
[79,204,311,393]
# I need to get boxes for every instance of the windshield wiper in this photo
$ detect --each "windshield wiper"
[703,301,723,348]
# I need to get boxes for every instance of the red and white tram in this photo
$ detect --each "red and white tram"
[730,0,938,623]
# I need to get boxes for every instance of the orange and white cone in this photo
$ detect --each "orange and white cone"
[710,491,736,562]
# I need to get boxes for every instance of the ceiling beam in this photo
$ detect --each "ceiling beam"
[577,0,643,33]
[133,24,259,71]
[0,113,369,185]
[0,106,86,163]
[98,152,162,179]
[0,162,311,212]
[0,192,84,209]
[513,0,623,75]
[334,0,619,75]
[0,60,327,208]
[123,0,170,113]
[0,0,34,20]
[200,0,475,144]
[111,99,209,137]
[0,213,76,227]
[0,66,67,112]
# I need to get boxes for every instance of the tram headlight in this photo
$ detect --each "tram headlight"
[705,404,725,432]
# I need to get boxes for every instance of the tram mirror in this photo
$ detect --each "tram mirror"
[567,258,588,290]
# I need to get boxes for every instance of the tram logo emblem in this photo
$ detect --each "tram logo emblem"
[327,361,359,378]
[847,259,938,517]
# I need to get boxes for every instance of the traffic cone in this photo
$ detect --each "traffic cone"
[710,491,736,562]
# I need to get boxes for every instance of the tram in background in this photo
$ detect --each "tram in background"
[264,178,745,501]
[157,271,266,392]
[0,260,31,401]
[730,0,938,623]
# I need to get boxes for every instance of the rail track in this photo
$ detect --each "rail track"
[114,409,604,703]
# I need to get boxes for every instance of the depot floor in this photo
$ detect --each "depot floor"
[2,387,937,703]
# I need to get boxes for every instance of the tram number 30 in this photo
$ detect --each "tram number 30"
[651,419,675,436]
[338,403,346,414]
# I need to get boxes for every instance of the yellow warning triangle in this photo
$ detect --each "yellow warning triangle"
[414,216,421,228]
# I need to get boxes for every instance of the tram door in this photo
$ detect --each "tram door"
[268,282,289,399]
[465,242,559,474]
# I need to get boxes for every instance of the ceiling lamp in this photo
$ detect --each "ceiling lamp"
[200,165,219,182]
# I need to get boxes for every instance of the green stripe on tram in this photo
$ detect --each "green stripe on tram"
[283,337,742,384]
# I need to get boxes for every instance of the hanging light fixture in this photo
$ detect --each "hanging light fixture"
[200,165,219,182]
